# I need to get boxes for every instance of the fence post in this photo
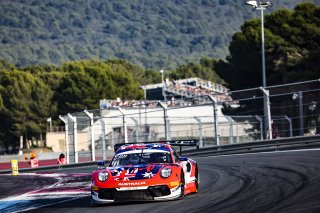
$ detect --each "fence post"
[194,117,203,148]
[225,116,234,144]
[84,110,95,161]
[158,102,169,140]
[255,115,263,141]
[284,115,293,137]
[59,115,69,164]
[67,113,78,163]
[259,87,272,139]
[167,119,171,141]
[138,101,142,139]
[130,117,139,142]
[99,117,107,160]
[117,107,128,143]
[144,100,148,142]
[208,96,219,146]
[299,91,304,136]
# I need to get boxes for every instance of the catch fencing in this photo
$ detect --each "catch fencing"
[58,79,320,163]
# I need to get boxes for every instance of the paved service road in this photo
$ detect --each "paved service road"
[2,149,320,213]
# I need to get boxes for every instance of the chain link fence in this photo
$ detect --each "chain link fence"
[56,80,320,163]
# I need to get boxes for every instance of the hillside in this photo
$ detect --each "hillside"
[0,0,319,69]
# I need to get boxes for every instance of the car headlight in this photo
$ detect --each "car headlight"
[98,171,109,182]
[160,167,172,178]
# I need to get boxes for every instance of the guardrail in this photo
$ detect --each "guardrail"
[182,135,320,156]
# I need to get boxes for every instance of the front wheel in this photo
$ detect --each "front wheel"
[90,198,98,207]
[195,166,199,192]
[179,172,185,198]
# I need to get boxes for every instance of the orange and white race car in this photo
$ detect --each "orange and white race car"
[91,140,199,205]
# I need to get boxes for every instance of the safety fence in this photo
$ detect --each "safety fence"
[56,79,320,163]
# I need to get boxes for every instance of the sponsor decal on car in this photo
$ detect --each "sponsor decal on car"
[114,168,138,181]
[170,181,179,186]
[91,185,99,191]
[142,172,155,178]
[118,181,146,186]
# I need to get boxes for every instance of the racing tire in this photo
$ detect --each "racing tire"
[90,198,98,207]
[195,165,199,192]
[179,171,185,199]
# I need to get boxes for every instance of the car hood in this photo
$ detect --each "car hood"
[107,164,164,181]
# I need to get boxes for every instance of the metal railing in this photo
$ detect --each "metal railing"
[55,79,320,163]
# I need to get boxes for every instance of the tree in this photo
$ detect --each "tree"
[267,3,320,83]
[217,2,320,135]
[0,59,15,71]
[106,59,151,85]
[56,60,143,115]
[0,69,54,150]
[170,58,225,84]
[218,3,320,90]
[0,0,310,69]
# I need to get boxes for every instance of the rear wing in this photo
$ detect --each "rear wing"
[114,139,199,155]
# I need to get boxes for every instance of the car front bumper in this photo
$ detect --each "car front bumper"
[91,185,182,204]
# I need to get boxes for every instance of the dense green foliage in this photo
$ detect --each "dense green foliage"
[216,2,320,89]
[0,0,318,69]
[170,58,225,84]
[0,59,149,151]
[215,2,320,137]
[0,68,54,149]
[57,60,143,115]
[1,2,320,151]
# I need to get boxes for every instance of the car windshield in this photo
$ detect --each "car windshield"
[110,150,172,166]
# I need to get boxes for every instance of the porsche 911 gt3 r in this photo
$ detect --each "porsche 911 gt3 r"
[91,140,199,205]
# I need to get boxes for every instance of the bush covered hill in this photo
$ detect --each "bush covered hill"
[1,0,319,69]
[1,2,320,152]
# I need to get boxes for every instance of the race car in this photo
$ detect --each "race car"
[91,140,199,205]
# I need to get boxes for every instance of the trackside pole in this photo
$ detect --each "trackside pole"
[99,118,106,160]
[225,116,234,144]
[68,113,78,163]
[117,107,128,143]
[208,96,219,146]
[255,115,263,141]
[194,117,203,148]
[299,91,304,136]
[159,102,170,141]
[59,115,70,164]
[84,110,95,161]
[130,117,139,142]
[260,88,272,139]
[284,116,293,137]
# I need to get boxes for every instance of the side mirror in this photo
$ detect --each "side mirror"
[97,161,106,169]
[179,157,188,162]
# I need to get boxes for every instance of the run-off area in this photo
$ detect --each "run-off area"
[0,173,91,213]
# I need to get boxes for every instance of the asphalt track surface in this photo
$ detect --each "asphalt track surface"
[1,149,320,213]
